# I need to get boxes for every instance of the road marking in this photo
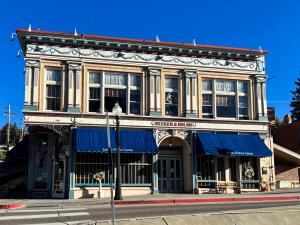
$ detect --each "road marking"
[23,220,94,225]
[2,207,87,213]
[0,212,89,220]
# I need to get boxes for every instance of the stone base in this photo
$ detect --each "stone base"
[186,113,197,118]
[150,111,161,116]
[67,107,80,113]
[24,105,38,111]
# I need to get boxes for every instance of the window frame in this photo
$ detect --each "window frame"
[164,76,179,117]
[44,68,62,111]
[88,71,102,113]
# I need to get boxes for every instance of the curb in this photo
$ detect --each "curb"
[114,196,300,206]
[0,202,25,209]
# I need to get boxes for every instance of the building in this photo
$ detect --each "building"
[16,28,274,199]
[273,120,300,188]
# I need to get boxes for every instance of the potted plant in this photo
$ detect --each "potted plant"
[93,171,105,198]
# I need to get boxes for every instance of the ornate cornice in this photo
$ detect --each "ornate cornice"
[27,44,264,72]
[67,61,81,71]
[25,59,40,68]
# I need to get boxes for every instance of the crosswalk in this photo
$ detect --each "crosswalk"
[0,207,94,225]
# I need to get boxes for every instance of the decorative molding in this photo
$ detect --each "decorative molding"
[174,130,189,140]
[25,59,40,68]
[184,70,197,78]
[148,67,161,76]
[67,61,81,70]
[27,44,264,72]
[155,129,189,144]
[156,130,171,144]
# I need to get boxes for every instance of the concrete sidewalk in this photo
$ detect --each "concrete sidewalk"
[2,188,300,209]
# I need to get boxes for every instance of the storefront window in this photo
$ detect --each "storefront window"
[197,155,215,187]
[241,157,259,189]
[217,157,225,181]
[75,153,152,185]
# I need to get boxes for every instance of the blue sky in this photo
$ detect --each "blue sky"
[0,0,299,127]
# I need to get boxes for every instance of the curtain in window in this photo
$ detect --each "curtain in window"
[105,72,126,85]
[215,80,235,92]
[46,70,61,81]
[89,72,101,84]
[202,79,212,91]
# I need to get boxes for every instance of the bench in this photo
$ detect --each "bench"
[217,181,239,194]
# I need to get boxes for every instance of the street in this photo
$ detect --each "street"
[1,201,300,225]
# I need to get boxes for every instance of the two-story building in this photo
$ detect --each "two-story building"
[16,28,274,199]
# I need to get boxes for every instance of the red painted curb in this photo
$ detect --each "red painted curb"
[0,202,25,209]
[114,196,300,206]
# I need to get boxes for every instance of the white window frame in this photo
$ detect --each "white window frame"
[88,71,102,113]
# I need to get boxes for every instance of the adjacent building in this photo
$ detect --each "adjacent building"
[16,28,274,199]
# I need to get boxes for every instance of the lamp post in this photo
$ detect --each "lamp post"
[112,102,123,200]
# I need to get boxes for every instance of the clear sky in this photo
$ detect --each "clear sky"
[0,0,299,127]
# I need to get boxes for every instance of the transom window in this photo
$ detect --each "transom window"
[201,79,249,119]
[45,69,61,111]
[165,77,178,116]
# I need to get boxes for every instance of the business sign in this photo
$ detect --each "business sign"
[151,121,196,128]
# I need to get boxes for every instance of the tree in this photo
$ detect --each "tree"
[0,122,22,146]
[290,78,300,121]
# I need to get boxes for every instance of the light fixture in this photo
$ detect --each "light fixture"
[112,102,122,116]
[17,50,23,58]
[11,33,17,42]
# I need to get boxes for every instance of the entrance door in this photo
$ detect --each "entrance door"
[52,159,66,198]
[158,157,182,193]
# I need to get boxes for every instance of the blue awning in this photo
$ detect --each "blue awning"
[75,128,158,153]
[196,132,272,157]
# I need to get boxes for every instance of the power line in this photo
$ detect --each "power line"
[270,31,300,55]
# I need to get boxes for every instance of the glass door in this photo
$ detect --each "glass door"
[52,159,66,198]
[158,157,182,193]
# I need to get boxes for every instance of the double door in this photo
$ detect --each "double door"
[158,157,182,193]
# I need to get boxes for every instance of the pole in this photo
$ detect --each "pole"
[6,105,11,150]
[114,114,123,200]
[106,112,115,225]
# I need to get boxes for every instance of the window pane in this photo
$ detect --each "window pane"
[202,94,212,105]
[165,78,178,89]
[215,80,235,92]
[89,88,100,100]
[238,81,248,93]
[46,85,61,97]
[130,74,141,87]
[216,95,236,117]
[46,98,60,110]
[130,90,140,102]
[165,105,178,116]
[105,72,126,85]
[239,96,248,115]
[46,69,61,81]
[130,102,140,114]
[89,72,101,84]
[89,100,100,112]
[202,79,212,91]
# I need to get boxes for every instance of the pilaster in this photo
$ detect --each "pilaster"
[148,67,161,116]
[184,70,197,118]
[255,75,268,121]
[67,62,81,113]
[24,60,40,111]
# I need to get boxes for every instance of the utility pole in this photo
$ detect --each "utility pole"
[6,105,11,150]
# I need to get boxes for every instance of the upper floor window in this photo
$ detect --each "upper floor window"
[129,74,141,115]
[45,69,61,111]
[201,79,249,120]
[165,77,178,116]
[88,72,101,112]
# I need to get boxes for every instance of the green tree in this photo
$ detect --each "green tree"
[290,78,300,121]
[0,122,22,146]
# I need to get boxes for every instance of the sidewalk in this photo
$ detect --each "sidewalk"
[2,188,300,209]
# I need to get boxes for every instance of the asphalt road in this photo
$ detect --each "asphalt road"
[1,201,300,225]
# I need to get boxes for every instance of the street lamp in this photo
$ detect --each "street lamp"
[112,102,123,200]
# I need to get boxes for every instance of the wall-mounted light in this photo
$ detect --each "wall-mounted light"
[17,50,23,58]
[11,33,17,42]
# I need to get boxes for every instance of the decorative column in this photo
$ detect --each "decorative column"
[148,67,161,116]
[67,62,81,112]
[24,59,40,111]
[255,75,268,121]
[184,70,197,117]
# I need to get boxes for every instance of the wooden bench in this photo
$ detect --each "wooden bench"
[217,181,239,194]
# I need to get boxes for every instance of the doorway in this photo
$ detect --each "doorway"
[52,159,66,198]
